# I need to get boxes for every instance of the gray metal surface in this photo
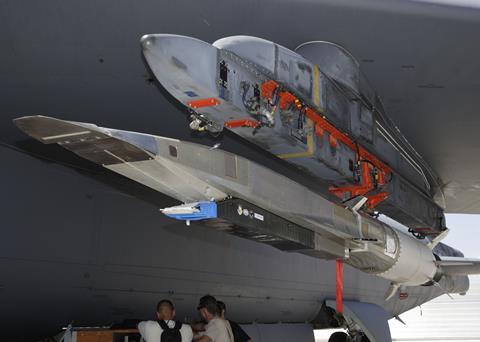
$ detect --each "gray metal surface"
[326,300,392,342]
[142,33,446,234]
[2,1,480,341]
[241,323,315,342]
[437,257,480,276]
[13,116,451,287]
[16,116,476,296]
[295,41,361,95]
[14,116,155,165]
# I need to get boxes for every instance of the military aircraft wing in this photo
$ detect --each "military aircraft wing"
[437,257,480,276]
[13,115,155,165]
[12,115,218,204]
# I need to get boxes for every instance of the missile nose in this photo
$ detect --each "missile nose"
[140,34,155,51]
[140,34,219,98]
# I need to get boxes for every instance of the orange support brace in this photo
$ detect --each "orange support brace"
[329,162,388,209]
[187,97,220,109]
[315,125,325,137]
[336,259,344,314]
[328,134,338,148]
[366,192,389,209]
[258,80,392,209]
[329,162,372,197]
[412,227,436,235]
[224,119,260,129]
[278,92,297,110]
[261,80,279,100]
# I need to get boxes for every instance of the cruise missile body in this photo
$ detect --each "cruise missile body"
[14,116,473,296]
[140,34,446,237]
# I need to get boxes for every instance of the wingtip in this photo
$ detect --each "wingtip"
[13,115,52,125]
[13,115,56,135]
[12,115,93,144]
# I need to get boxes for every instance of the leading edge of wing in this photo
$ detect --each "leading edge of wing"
[437,256,480,276]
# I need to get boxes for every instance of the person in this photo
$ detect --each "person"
[194,295,234,342]
[216,301,252,342]
[138,299,193,342]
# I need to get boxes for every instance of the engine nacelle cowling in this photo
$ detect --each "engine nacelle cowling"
[377,229,437,285]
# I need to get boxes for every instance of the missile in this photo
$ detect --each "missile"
[140,34,447,237]
[14,115,469,296]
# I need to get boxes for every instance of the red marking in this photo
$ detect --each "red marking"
[329,161,388,209]
[224,119,260,129]
[366,192,389,210]
[399,292,409,300]
[187,98,220,109]
[278,92,297,110]
[304,107,391,173]
[261,80,279,100]
[328,134,338,148]
[259,80,392,209]
[413,227,434,232]
[329,163,372,198]
[315,125,324,137]
[336,259,344,314]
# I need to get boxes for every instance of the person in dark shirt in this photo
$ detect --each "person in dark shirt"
[217,301,252,342]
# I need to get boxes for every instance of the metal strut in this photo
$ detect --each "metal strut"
[329,161,389,210]
[225,79,391,210]
[259,80,391,210]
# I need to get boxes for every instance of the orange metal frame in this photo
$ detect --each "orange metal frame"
[336,259,344,314]
[224,119,260,129]
[192,81,392,209]
[187,97,221,109]
[261,80,392,209]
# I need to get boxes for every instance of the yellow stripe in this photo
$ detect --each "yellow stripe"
[313,64,320,107]
[277,119,315,159]
[278,65,321,160]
